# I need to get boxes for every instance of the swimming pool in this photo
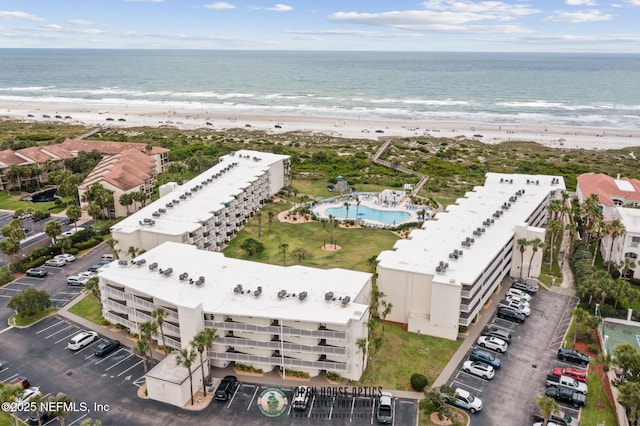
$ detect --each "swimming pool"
[324,205,411,225]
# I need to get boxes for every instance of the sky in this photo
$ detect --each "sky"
[1,0,640,52]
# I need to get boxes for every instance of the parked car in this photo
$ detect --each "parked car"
[214,375,238,401]
[499,298,531,316]
[506,287,532,301]
[553,367,587,383]
[545,386,586,408]
[545,374,588,394]
[505,294,530,307]
[557,347,590,366]
[292,385,312,411]
[532,407,573,426]
[449,388,482,414]
[87,261,110,272]
[16,387,41,404]
[470,348,501,369]
[477,335,508,353]
[67,331,98,351]
[78,271,96,279]
[10,376,30,389]
[67,275,90,287]
[94,339,121,357]
[25,267,48,278]
[496,306,526,323]
[54,254,76,263]
[376,391,393,424]
[462,361,495,380]
[27,410,55,426]
[44,258,66,267]
[101,253,115,261]
[511,280,538,294]
[481,325,512,344]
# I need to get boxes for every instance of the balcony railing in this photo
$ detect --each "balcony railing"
[216,337,346,355]
[206,320,347,340]
[210,352,348,371]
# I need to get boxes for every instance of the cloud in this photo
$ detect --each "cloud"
[203,2,236,9]
[266,4,292,12]
[329,3,540,34]
[565,0,597,5]
[544,9,613,23]
[67,19,93,26]
[0,11,44,21]
[624,0,640,5]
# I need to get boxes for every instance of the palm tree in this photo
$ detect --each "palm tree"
[344,201,350,221]
[268,211,274,234]
[51,393,74,426]
[547,220,563,273]
[535,395,560,426]
[572,307,590,347]
[105,238,119,259]
[591,219,608,266]
[279,242,289,266]
[527,238,544,278]
[321,219,327,249]
[606,219,625,272]
[127,246,139,259]
[256,212,262,237]
[80,419,103,426]
[191,327,217,397]
[328,215,335,247]
[134,337,151,373]
[139,321,158,359]
[565,222,578,252]
[119,193,134,214]
[355,196,361,218]
[0,382,24,426]
[356,338,367,374]
[85,277,100,299]
[44,220,62,243]
[618,257,637,280]
[379,300,393,337]
[151,307,169,352]
[176,348,198,405]
[516,238,529,279]
[611,279,631,311]
[66,204,81,227]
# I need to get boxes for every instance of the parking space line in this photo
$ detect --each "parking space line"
[226,383,243,408]
[246,386,259,411]
[370,397,375,424]
[104,353,135,371]
[36,319,67,335]
[117,360,143,377]
[94,348,127,365]
[0,294,12,298]
[67,413,87,426]
[349,396,356,422]
[451,381,482,394]
[0,288,21,292]
[55,330,80,344]
[307,394,316,418]
[457,370,491,382]
[133,376,146,388]
[1,373,19,383]
[46,324,73,339]
[328,396,335,420]
[74,341,100,355]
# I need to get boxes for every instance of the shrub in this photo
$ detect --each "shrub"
[283,369,310,379]
[235,364,263,374]
[410,373,428,391]
[74,238,101,250]
[326,372,342,382]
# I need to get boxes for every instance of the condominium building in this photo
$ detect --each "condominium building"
[577,173,640,221]
[110,150,291,255]
[600,206,640,279]
[98,242,371,390]
[376,173,565,340]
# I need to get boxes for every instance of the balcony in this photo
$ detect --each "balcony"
[216,336,346,355]
[209,352,348,372]
[206,320,347,340]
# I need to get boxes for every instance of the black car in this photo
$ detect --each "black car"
[94,339,121,357]
[25,267,48,278]
[511,280,538,294]
[27,410,55,425]
[496,306,525,324]
[481,325,512,344]
[557,347,590,366]
[546,386,586,408]
[214,375,238,401]
[532,407,572,426]
[470,348,501,369]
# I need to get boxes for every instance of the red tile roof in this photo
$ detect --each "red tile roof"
[80,148,155,191]
[577,173,640,205]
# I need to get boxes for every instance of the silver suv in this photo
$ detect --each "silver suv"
[67,331,98,350]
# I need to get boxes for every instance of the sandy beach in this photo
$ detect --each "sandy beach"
[2,102,640,151]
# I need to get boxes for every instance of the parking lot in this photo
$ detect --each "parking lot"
[1,314,417,425]
[447,287,580,426]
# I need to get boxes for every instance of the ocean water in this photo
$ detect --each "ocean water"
[1,49,639,129]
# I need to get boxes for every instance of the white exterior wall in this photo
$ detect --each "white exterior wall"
[145,354,206,408]
[511,223,547,279]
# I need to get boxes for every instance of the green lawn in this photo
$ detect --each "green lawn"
[68,293,105,325]
[0,411,19,426]
[349,321,462,390]
[581,371,617,426]
[0,190,71,214]
[224,202,399,272]
[11,307,56,326]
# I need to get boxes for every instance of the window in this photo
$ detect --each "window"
[625,252,638,259]
[631,237,640,248]
[613,198,624,206]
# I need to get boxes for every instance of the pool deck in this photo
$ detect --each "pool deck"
[312,192,430,228]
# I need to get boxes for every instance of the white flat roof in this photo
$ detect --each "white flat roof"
[377,173,565,285]
[111,150,289,237]
[99,242,371,325]
[616,206,640,234]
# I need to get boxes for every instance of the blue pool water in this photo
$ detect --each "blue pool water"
[324,205,411,225]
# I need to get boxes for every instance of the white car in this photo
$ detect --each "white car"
[462,360,495,380]
[44,258,66,267]
[16,387,41,404]
[78,271,96,278]
[54,253,76,263]
[477,335,508,353]
[451,388,483,413]
[67,331,98,350]
[506,294,530,307]
[506,287,531,302]
[501,299,531,316]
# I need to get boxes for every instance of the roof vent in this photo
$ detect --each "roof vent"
[195,277,204,287]
[162,267,173,276]
[149,262,158,271]
[325,291,334,301]
[179,272,189,281]
[253,286,262,297]
[298,291,307,301]
[152,211,161,217]
[158,208,167,213]
[341,296,351,306]
[135,259,146,266]
[234,284,243,293]
[278,289,287,299]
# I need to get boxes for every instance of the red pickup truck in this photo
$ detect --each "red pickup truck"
[553,367,587,383]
